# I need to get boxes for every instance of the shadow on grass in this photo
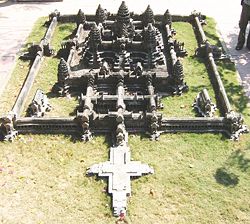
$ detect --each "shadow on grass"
[215,168,239,187]
[204,31,222,47]
[218,61,249,113]
[225,82,249,113]
[215,148,250,187]
[46,90,79,98]
[62,30,77,41]
[190,54,206,63]
[55,48,69,60]
[201,57,249,116]
[59,24,76,32]
[46,91,58,99]
[188,84,209,93]
[226,149,250,172]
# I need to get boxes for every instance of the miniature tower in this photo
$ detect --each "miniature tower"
[162,9,172,26]
[171,59,188,94]
[117,1,130,24]
[173,59,184,85]
[89,23,101,50]
[95,4,107,24]
[113,1,134,39]
[142,5,155,26]
[89,23,102,67]
[76,9,86,27]
[144,23,157,51]
[56,58,70,95]
[144,23,158,68]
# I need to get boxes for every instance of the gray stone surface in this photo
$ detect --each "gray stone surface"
[87,141,154,216]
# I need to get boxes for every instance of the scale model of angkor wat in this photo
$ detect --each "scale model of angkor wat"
[0,1,248,216]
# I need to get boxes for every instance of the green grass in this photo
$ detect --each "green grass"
[161,21,218,117]
[0,17,250,224]
[129,134,250,223]
[21,22,78,117]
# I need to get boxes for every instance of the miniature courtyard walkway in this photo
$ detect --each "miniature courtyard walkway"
[0,0,249,100]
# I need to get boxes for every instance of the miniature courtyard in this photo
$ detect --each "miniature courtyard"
[0,1,250,223]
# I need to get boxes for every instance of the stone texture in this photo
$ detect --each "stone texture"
[87,143,154,216]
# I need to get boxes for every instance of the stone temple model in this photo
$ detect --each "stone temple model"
[0,1,248,217]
